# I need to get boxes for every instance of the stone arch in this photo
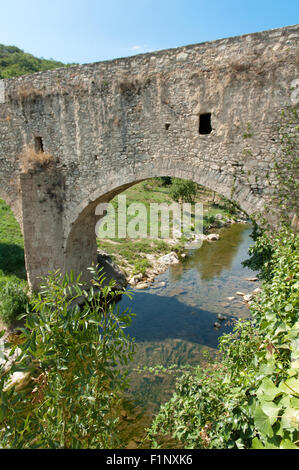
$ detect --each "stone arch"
[64,163,265,281]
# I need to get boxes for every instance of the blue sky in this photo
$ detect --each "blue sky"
[0,0,298,64]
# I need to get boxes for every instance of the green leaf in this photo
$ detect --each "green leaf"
[280,406,299,430]
[280,439,298,449]
[261,401,280,425]
[256,378,280,401]
[253,405,274,438]
[252,437,265,449]
[280,377,299,396]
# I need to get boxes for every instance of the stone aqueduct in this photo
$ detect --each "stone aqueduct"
[0,25,298,290]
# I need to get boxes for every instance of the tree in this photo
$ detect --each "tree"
[0,44,72,79]
[169,178,197,203]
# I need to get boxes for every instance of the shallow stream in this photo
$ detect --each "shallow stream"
[116,223,259,447]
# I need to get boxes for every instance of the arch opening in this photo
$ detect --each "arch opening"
[64,171,251,286]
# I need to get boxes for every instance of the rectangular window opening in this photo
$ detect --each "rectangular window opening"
[199,113,212,135]
[34,136,44,153]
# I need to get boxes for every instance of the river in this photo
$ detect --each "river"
[115,222,259,447]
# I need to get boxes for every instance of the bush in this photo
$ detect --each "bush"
[0,280,29,326]
[0,268,136,448]
[242,229,274,281]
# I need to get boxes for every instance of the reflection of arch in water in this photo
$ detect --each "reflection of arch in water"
[119,289,232,349]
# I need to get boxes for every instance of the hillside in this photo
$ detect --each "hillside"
[0,44,70,79]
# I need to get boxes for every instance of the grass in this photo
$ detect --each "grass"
[0,199,28,326]
[0,199,26,282]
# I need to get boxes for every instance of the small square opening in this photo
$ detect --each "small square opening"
[34,136,44,152]
[165,123,170,130]
[199,113,212,134]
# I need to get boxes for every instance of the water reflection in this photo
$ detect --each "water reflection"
[170,223,250,281]
[124,291,233,348]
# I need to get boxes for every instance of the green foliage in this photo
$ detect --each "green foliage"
[154,177,172,187]
[148,230,299,449]
[132,258,151,276]
[0,268,136,448]
[213,196,242,217]
[0,280,30,326]
[169,178,197,203]
[0,199,28,326]
[0,44,71,79]
[242,231,274,281]
[272,108,299,225]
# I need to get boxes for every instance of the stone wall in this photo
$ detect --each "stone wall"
[0,24,298,289]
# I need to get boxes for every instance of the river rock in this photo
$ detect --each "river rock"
[253,287,262,295]
[245,277,258,282]
[135,282,148,289]
[243,294,253,302]
[129,273,143,285]
[206,233,220,241]
[214,322,221,329]
[236,291,246,296]
[217,313,227,321]
[97,251,127,289]
[152,281,166,288]
[158,252,179,265]
[243,288,262,302]
[227,296,235,301]
[145,254,156,262]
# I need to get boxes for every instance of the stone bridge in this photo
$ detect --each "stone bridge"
[0,25,298,290]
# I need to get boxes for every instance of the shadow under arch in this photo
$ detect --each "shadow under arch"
[64,165,263,280]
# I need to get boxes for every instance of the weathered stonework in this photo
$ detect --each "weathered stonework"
[0,25,298,290]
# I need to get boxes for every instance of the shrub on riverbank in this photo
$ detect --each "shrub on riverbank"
[148,229,299,449]
[0,279,30,327]
[0,268,136,448]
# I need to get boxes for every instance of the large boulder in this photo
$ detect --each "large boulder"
[158,252,179,266]
[96,251,127,290]
[206,233,220,241]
